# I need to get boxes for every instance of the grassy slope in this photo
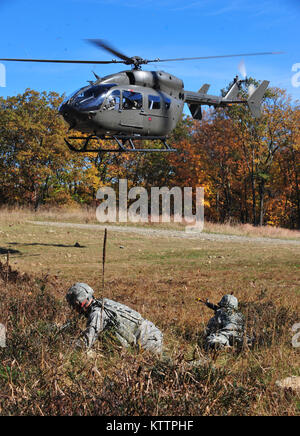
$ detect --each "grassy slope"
[0,209,299,415]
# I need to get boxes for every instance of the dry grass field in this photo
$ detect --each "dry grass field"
[1,205,300,239]
[0,207,299,416]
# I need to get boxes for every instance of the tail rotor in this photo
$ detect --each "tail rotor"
[238,59,262,98]
[237,59,256,97]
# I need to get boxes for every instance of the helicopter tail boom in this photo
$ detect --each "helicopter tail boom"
[185,79,269,119]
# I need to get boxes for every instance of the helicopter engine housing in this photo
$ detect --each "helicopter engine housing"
[100,70,184,97]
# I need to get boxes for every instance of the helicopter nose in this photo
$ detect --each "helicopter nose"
[59,102,78,127]
[60,100,91,126]
[59,101,75,117]
[59,102,96,129]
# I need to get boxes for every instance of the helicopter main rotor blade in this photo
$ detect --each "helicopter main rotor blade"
[0,46,284,68]
[87,39,134,64]
[0,58,124,64]
[147,51,283,63]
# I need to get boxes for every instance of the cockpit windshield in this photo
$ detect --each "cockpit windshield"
[68,84,117,111]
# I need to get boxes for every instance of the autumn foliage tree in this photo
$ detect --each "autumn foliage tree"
[0,89,100,208]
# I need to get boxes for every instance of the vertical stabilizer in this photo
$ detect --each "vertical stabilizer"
[199,84,210,94]
[247,80,269,118]
[224,82,239,100]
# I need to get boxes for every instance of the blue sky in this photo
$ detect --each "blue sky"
[0,0,299,108]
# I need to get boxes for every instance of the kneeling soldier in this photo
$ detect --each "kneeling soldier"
[66,283,163,354]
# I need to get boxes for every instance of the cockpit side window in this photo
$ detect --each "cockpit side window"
[103,90,121,111]
[122,90,143,110]
[148,95,161,110]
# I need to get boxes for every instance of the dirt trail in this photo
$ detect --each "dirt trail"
[28,221,300,245]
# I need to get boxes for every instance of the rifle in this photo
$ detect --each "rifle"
[57,321,72,333]
[196,298,219,311]
[53,320,77,339]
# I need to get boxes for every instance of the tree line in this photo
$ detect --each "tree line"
[0,84,299,228]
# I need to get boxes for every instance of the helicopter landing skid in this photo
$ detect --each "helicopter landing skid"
[64,135,177,153]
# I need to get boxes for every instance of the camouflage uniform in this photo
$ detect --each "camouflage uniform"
[204,295,246,349]
[66,283,163,354]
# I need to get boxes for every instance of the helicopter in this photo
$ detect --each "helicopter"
[1,39,279,154]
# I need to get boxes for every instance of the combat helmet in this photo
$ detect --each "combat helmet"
[66,282,95,311]
[218,294,238,310]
